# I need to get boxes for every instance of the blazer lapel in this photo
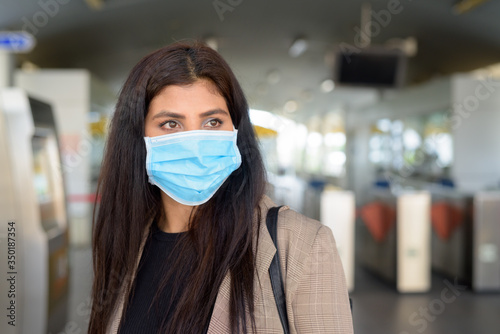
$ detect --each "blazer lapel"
[206,272,232,333]
[255,195,283,286]
[207,196,286,333]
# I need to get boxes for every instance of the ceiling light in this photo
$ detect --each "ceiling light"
[320,79,335,93]
[385,37,418,57]
[289,37,308,58]
[85,0,103,10]
[453,0,492,14]
[284,100,298,113]
[204,37,218,51]
[21,61,39,72]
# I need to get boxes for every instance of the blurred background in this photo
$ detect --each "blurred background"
[1,0,499,333]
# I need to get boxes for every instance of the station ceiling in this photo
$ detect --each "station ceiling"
[1,0,499,119]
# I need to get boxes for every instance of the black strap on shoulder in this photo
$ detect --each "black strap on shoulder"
[266,206,290,334]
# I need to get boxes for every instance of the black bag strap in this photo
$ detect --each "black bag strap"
[266,206,290,334]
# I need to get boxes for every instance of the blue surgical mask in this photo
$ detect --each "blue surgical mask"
[144,129,241,206]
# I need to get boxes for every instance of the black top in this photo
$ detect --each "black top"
[119,223,191,334]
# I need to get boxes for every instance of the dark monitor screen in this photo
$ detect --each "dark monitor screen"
[335,49,405,88]
[29,97,59,133]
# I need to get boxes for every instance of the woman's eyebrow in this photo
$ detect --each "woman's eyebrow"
[152,110,185,120]
[199,109,230,118]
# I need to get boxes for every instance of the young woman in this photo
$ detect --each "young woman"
[89,42,353,334]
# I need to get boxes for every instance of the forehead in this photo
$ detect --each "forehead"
[149,79,226,111]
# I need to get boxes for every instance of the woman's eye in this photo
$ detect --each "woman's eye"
[206,119,221,128]
[162,121,178,129]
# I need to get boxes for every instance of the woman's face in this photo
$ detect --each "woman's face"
[145,79,234,137]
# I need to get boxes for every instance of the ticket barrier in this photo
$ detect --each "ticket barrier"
[473,192,500,291]
[431,190,500,291]
[0,88,69,334]
[359,189,431,293]
[430,191,473,285]
[320,190,356,292]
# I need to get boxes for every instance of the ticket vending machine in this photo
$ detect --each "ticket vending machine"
[0,88,69,334]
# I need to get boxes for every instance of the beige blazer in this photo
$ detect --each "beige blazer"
[107,196,354,333]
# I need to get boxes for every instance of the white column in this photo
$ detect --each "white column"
[0,50,13,88]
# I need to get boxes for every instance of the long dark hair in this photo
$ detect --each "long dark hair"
[88,42,267,334]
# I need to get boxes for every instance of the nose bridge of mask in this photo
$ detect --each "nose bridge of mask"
[151,136,237,161]
[147,128,236,145]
